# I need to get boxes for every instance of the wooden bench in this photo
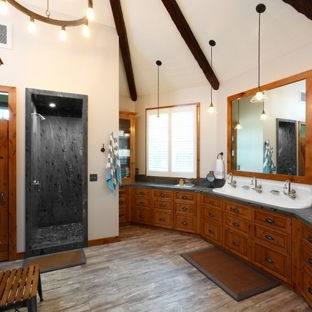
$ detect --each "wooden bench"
[0,264,43,312]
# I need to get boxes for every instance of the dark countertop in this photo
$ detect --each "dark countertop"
[130,181,312,226]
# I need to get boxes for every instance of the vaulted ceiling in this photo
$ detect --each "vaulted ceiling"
[18,0,312,98]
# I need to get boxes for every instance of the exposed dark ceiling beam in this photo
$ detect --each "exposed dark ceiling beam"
[161,0,219,90]
[282,0,312,21]
[110,0,137,101]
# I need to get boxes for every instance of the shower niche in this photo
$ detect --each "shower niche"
[25,89,88,257]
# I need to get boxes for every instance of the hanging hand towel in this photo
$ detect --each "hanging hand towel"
[105,133,122,192]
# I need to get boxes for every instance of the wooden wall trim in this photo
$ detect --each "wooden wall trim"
[88,236,120,247]
[227,70,312,184]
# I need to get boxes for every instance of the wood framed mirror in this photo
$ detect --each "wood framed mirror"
[227,70,312,184]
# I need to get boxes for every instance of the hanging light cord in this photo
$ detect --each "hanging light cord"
[258,10,261,90]
[46,0,51,18]
[157,64,160,117]
[210,44,213,105]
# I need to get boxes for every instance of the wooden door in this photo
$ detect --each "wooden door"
[0,119,8,261]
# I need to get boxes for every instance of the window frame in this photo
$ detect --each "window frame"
[145,103,200,179]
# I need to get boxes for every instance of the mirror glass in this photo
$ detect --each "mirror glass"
[232,80,306,176]
[0,92,9,120]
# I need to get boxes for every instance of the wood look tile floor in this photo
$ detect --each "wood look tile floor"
[10,226,312,311]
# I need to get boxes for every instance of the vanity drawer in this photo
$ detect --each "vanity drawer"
[302,224,312,247]
[154,190,173,200]
[302,268,312,306]
[119,207,127,223]
[202,195,222,209]
[135,197,151,208]
[302,241,312,271]
[224,228,248,259]
[225,201,252,220]
[175,192,195,202]
[204,221,221,244]
[225,215,250,235]
[135,188,153,197]
[254,210,291,233]
[175,202,197,215]
[154,200,173,211]
[153,210,173,229]
[135,208,152,225]
[254,225,289,252]
[119,195,128,206]
[175,215,197,233]
[254,243,289,282]
[204,206,222,223]
[119,186,129,196]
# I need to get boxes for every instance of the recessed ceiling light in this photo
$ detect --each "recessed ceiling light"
[49,103,56,108]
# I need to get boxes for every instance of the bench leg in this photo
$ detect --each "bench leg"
[26,297,37,312]
[38,274,43,302]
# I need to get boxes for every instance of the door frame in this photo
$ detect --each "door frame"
[1,85,17,260]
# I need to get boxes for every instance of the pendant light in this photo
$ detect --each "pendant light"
[260,101,268,120]
[208,40,216,114]
[235,98,242,130]
[251,4,267,104]
[156,60,162,118]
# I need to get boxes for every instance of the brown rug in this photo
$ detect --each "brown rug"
[25,249,86,273]
[181,247,280,301]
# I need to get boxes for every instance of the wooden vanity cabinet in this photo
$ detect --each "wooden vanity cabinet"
[174,191,198,233]
[153,190,174,229]
[200,195,223,245]
[119,186,130,225]
[131,188,153,225]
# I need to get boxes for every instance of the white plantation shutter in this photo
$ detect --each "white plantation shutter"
[146,105,197,178]
[147,109,169,175]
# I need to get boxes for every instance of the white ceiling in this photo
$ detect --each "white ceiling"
[16,0,312,97]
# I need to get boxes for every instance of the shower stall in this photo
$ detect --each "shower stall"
[25,89,88,257]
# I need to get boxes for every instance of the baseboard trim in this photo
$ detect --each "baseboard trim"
[88,236,120,247]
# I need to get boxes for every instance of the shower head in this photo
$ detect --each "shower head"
[31,112,46,120]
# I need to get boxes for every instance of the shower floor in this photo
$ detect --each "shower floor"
[31,223,84,251]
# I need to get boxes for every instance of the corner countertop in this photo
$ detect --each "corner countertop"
[129,181,312,226]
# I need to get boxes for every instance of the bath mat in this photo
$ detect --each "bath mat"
[25,249,86,273]
[181,247,280,301]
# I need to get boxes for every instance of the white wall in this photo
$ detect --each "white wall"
[120,95,136,112]
[135,85,218,178]
[0,12,120,252]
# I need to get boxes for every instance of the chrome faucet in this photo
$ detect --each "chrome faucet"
[251,177,262,193]
[283,180,296,199]
[227,173,237,188]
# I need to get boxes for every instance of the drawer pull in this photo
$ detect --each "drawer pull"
[181,207,188,212]
[182,221,188,226]
[308,288,312,295]
[160,193,165,198]
[265,257,274,264]
[308,236,312,243]
[232,222,240,228]
[182,195,188,200]
[232,241,240,247]
[308,258,312,265]
[265,234,274,241]
[265,217,275,225]
[208,212,214,217]
[208,229,214,234]
[230,207,239,214]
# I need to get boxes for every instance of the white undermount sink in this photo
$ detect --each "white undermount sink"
[213,179,312,210]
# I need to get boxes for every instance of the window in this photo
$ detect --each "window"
[146,104,198,178]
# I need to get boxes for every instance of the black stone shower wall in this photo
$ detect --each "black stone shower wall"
[36,116,83,227]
